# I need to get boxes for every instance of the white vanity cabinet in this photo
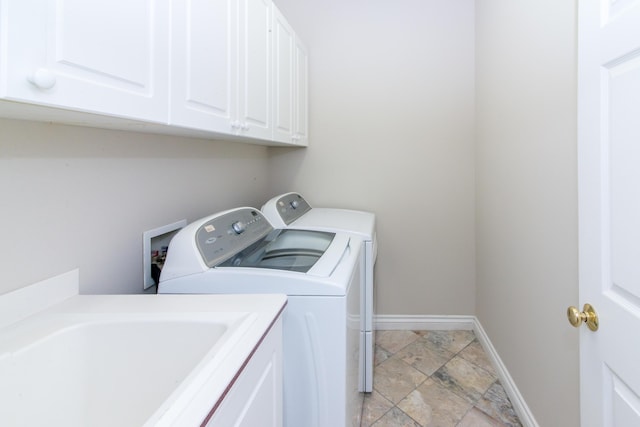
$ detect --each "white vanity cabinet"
[205,316,283,427]
[0,0,170,123]
[171,0,272,141]
[272,8,309,146]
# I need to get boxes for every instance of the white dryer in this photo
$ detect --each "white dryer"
[158,207,363,427]
[261,192,377,392]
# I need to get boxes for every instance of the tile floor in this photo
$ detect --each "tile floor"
[361,330,522,427]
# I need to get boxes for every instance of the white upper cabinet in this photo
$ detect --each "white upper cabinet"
[236,0,272,141]
[272,6,308,146]
[293,36,309,146]
[170,0,237,132]
[171,0,274,141]
[0,0,307,146]
[272,6,295,143]
[0,0,169,122]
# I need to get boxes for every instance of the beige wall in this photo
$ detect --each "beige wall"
[475,1,579,425]
[0,118,270,295]
[1,1,580,423]
[270,0,477,315]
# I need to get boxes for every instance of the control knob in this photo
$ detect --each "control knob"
[290,200,299,209]
[231,221,246,234]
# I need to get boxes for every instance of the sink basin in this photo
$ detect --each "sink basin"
[0,270,286,427]
[0,314,251,426]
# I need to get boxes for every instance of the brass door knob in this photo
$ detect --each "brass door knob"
[567,303,598,331]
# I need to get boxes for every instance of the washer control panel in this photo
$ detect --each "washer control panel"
[275,193,312,225]
[195,208,273,267]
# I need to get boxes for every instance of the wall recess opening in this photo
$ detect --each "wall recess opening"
[143,219,187,290]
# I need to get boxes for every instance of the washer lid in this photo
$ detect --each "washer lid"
[195,208,273,268]
[193,207,336,273]
[218,229,335,273]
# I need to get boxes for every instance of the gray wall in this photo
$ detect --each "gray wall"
[0,119,270,294]
[270,0,477,316]
[475,1,579,425]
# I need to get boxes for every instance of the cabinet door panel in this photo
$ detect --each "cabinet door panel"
[271,4,308,146]
[58,1,148,87]
[170,0,237,132]
[238,0,272,140]
[294,37,309,145]
[272,6,294,143]
[205,318,283,427]
[2,0,169,122]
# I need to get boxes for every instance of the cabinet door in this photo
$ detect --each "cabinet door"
[272,6,295,143]
[170,0,237,132]
[293,37,309,146]
[236,0,272,140]
[272,6,308,146]
[0,0,169,122]
[205,317,283,427]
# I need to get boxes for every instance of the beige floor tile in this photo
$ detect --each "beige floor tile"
[375,344,393,366]
[363,331,521,427]
[371,407,420,427]
[377,330,421,354]
[422,330,475,354]
[457,407,504,427]
[476,382,522,427]
[374,357,427,404]
[361,391,395,427]
[396,378,472,427]
[458,340,496,375]
[432,355,497,403]
[393,338,454,376]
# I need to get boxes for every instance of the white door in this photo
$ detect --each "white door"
[577,0,640,426]
[1,0,169,122]
[170,0,238,133]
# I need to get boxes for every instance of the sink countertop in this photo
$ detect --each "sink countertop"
[0,269,287,427]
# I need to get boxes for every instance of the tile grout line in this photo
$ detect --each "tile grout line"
[363,330,521,427]
[451,338,517,426]
[361,331,423,426]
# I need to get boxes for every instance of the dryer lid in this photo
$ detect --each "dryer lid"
[261,192,312,227]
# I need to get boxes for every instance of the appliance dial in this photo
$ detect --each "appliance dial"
[231,221,246,234]
[290,200,299,209]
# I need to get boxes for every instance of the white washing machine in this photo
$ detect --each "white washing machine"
[261,192,377,392]
[158,207,363,427]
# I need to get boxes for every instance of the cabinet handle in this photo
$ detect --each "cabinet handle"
[241,123,250,131]
[28,68,57,90]
[231,121,241,130]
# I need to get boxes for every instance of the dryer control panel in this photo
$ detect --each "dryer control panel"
[195,208,273,267]
[274,193,312,225]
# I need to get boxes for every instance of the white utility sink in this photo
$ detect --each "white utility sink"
[0,270,286,427]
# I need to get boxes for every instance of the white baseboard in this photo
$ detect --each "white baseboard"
[373,314,539,427]
[375,314,475,331]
